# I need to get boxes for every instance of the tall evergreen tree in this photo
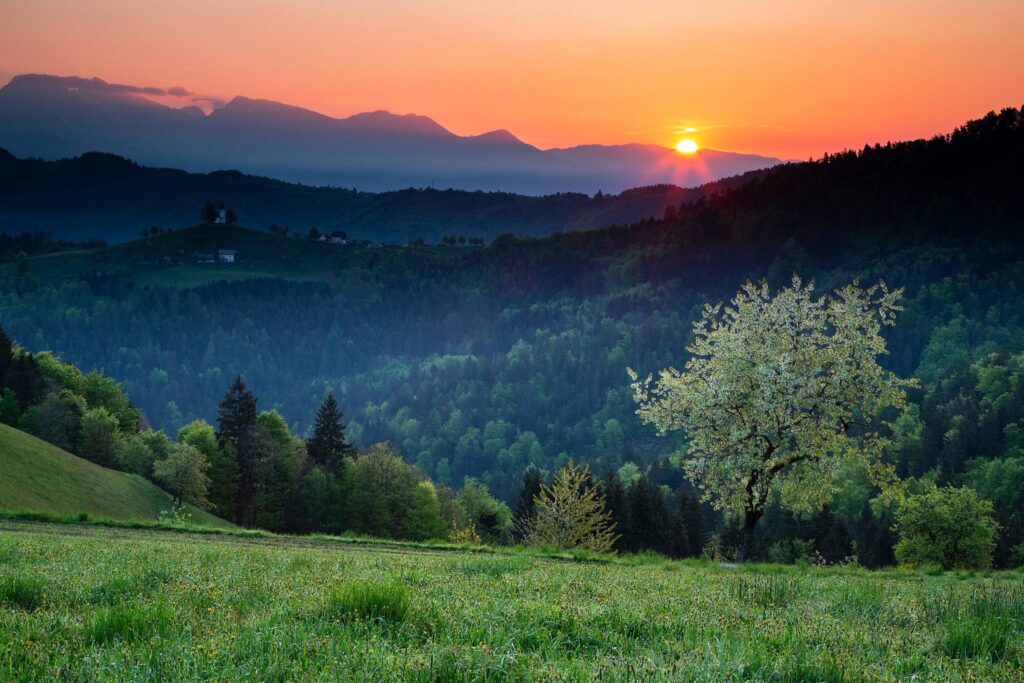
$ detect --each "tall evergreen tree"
[624,476,671,554]
[512,467,542,538]
[306,393,352,469]
[525,461,619,552]
[0,325,12,387]
[201,201,217,224]
[601,470,630,552]
[679,493,706,557]
[0,327,44,410]
[217,376,258,525]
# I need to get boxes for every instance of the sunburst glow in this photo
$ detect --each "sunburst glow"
[675,139,699,155]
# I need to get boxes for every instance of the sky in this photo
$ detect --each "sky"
[2,0,1022,159]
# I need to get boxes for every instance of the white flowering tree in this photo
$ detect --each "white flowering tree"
[630,277,914,561]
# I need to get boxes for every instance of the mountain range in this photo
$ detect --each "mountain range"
[0,74,781,195]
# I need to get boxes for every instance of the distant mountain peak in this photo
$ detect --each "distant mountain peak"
[472,129,524,145]
[342,110,453,137]
[212,96,334,125]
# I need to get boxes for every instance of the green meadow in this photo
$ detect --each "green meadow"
[0,425,228,528]
[1,520,1021,681]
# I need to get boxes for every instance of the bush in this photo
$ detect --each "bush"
[767,538,815,565]
[894,486,999,570]
[325,580,410,624]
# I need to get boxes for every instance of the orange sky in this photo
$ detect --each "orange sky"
[2,0,1022,158]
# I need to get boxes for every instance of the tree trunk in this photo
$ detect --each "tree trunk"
[736,509,763,562]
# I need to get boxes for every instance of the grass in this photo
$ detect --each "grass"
[0,575,44,611]
[923,583,1024,661]
[0,520,1022,680]
[326,580,411,624]
[0,424,229,527]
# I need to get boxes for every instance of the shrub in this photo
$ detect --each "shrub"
[325,580,410,624]
[767,538,815,565]
[894,486,999,570]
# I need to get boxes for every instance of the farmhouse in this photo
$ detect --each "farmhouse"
[218,249,237,263]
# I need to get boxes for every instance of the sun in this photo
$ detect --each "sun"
[675,139,699,155]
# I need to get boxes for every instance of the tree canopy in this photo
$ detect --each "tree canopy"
[631,278,914,559]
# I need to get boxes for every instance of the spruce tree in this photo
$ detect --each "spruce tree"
[525,461,619,552]
[625,476,671,554]
[307,393,352,469]
[217,376,258,525]
[201,201,217,224]
[0,325,12,387]
[512,468,542,538]
[601,470,629,552]
[679,494,706,557]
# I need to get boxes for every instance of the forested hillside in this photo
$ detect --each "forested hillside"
[2,106,1023,564]
[0,148,760,243]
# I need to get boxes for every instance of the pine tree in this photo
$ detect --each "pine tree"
[217,376,258,525]
[0,326,43,409]
[525,460,620,552]
[0,325,12,387]
[679,494,706,557]
[512,468,542,538]
[601,470,629,552]
[201,201,217,224]
[307,393,352,469]
[625,476,671,554]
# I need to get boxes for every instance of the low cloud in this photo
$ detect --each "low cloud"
[66,76,216,110]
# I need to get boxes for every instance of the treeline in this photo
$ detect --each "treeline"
[0,328,703,556]
[2,107,1024,564]
[0,147,728,243]
[0,230,106,263]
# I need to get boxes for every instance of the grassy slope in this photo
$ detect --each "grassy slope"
[0,424,229,527]
[1,225,473,287]
[0,520,1021,680]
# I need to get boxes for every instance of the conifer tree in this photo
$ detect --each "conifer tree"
[679,493,706,557]
[601,470,630,552]
[624,476,671,554]
[201,201,216,224]
[217,376,258,525]
[525,460,619,552]
[307,393,352,469]
[0,325,12,386]
[512,468,542,538]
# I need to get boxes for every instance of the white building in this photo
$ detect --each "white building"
[218,249,237,263]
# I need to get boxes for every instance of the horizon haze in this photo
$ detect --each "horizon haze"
[0,73,783,194]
